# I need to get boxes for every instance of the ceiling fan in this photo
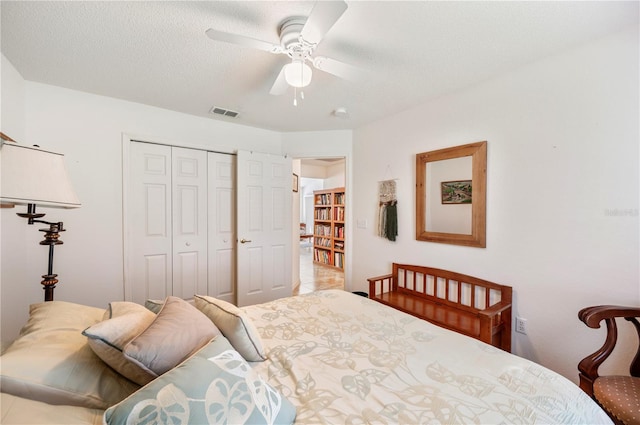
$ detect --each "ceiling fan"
[205,0,360,101]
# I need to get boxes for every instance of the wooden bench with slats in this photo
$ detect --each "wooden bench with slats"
[368,263,512,351]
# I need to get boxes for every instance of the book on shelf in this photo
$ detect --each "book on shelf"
[315,208,331,220]
[316,237,331,247]
[315,193,331,205]
[314,248,332,265]
[314,224,331,236]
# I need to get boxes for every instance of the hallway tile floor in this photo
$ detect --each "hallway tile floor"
[294,249,344,295]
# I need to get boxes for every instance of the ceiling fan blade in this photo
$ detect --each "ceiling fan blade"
[269,66,289,95]
[312,56,361,81]
[300,0,348,45]
[205,28,282,54]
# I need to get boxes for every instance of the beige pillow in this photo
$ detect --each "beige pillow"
[82,301,157,385]
[1,392,103,425]
[0,301,139,409]
[194,295,267,362]
[124,296,221,376]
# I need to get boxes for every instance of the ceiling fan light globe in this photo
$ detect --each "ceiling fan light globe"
[284,62,313,88]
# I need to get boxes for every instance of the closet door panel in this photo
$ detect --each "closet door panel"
[130,142,172,304]
[207,153,236,303]
[172,147,208,300]
[144,254,170,300]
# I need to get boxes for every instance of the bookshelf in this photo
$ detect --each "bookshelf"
[313,187,345,270]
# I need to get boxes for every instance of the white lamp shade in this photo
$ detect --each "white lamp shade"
[284,60,313,88]
[0,142,81,208]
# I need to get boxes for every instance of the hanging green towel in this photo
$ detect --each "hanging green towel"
[385,201,398,241]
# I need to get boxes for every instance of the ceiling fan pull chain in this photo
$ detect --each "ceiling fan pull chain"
[298,61,305,102]
[293,87,298,106]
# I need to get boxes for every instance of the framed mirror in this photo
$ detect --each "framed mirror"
[416,141,487,247]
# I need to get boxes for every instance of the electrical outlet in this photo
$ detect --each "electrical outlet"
[515,317,527,335]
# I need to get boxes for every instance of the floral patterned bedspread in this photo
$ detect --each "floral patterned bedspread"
[242,290,611,425]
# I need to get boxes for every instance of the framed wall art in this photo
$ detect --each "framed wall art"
[441,180,472,204]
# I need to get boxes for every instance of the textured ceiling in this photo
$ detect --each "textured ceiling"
[1,1,637,132]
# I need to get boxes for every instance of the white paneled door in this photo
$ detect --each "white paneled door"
[129,142,173,303]
[207,152,236,303]
[236,150,292,307]
[171,147,208,300]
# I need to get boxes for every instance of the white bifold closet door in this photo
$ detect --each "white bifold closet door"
[128,142,235,304]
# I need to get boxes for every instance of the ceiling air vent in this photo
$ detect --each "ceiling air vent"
[210,106,239,118]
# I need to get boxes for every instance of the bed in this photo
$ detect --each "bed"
[243,290,609,424]
[0,290,611,424]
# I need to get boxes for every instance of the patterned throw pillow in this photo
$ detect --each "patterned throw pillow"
[104,336,296,425]
[194,294,267,362]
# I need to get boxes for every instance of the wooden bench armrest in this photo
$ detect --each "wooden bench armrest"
[368,274,394,296]
[478,301,512,350]
[479,301,512,317]
[367,273,393,283]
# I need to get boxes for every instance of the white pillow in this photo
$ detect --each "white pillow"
[194,295,267,362]
[82,301,157,385]
[123,296,221,376]
[1,392,103,424]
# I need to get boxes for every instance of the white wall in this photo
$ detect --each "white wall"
[324,162,346,189]
[301,163,330,179]
[351,25,639,382]
[1,75,283,348]
[1,55,26,141]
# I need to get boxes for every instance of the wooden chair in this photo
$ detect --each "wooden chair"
[578,305,640,425]
[299,223,313,251]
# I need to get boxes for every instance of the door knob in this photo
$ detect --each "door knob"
[240,238,252,244]
[186,242,191,246]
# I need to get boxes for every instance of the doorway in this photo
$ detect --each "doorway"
[294,157,345,295]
